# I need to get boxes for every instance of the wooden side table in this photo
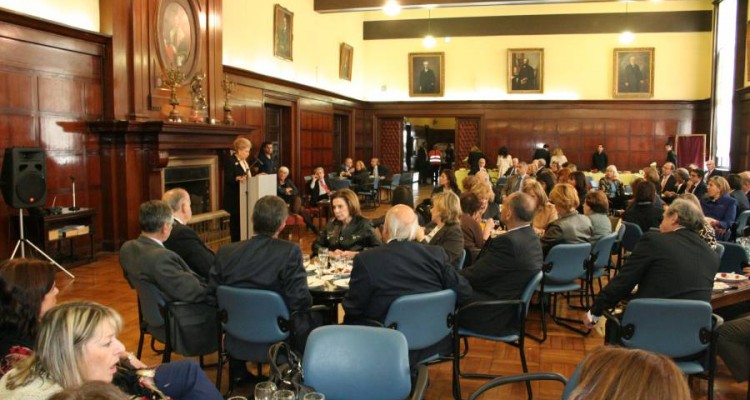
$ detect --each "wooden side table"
[16,208,96,267]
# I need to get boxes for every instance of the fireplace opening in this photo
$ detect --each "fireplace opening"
[164,166,211,215]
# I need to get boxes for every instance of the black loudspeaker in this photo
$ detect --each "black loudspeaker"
[1,147,47,209]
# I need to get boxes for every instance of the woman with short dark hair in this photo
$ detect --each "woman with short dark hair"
[540,183,593,255]
[623,180,663,233]
[312,189,382,256]
[584,191,612,243]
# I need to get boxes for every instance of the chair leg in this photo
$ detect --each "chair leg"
[136,331,145,359]
[519,344,533,400]
[215,352,224,390]
[527,293,547,343]
[452,333,463,400]
[549,293,591,336]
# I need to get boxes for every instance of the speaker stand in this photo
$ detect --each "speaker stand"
[11,212,75,278]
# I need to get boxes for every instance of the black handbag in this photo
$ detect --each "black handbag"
[267,341,315,397]
[112,364,170,400]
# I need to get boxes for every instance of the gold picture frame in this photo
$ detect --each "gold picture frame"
[339,43,353,81]
[156,0,200,82]
[613,47,654,98]
[273,4,293,61]
[409,52,444,97]
[508,48,543,94]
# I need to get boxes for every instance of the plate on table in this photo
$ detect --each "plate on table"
[307,277,325,289]
[713,281,731,292]
[333,278,350,289]
[305,263,317,274]
[715,272,748,283]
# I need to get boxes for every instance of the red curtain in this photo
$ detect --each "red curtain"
[675,135,705,169]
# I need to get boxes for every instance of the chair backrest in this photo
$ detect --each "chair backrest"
[330,179,351,191]
[327,172,338,180]
[718,241,749,273]
[620,221,643,252]
[544,243,591,284]
[714,242,725,259]
[216,286,291,343]
[737,210,750,234]
[383,289,456,350]
[519,271,543,319]
[591,232,618,270]
[133,280,167,330]
[303,325,412,400]
[390,173,401,186]
[399,172,413,185]
[456,248,467,270]
[620,298,713,358]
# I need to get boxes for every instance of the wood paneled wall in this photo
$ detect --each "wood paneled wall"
[735,88,750,172]
[372,101,710,171]
[0,11,109,258]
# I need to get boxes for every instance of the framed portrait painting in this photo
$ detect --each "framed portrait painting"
[273,4,293,61]
[613,48,654,98]
[508,49,543,93]
[409,52,444,97]
[156,0,200,81]
[339,43,353,81]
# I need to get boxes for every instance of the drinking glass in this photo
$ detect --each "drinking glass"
[272,390,295,400]
[318,248,329,270]
[302,254,310,267]
[315,257,325,279]
[303,393,326,400]
[255,381,277,400]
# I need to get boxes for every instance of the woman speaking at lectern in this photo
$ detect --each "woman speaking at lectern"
[223,137,252,242]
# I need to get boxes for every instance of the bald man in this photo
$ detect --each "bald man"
[162,188,215,279]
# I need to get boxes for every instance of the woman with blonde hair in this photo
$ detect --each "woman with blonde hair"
[471,180,500,221]
[701,176,737,240]
[568,346,691,400]
[521,179,558,235]
[541,183,593,255]
[417,191,465,267]
[313,188,382,256]
[550,147,568,166]
[0,301,222,399]
[224,136,252,242]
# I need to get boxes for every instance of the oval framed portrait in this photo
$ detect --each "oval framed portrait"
[156,0,200,82]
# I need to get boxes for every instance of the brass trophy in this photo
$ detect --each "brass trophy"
[164,66,186,122]
[189,72,207,123]
[221,74,236,126]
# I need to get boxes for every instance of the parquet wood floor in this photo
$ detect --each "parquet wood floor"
[53,183,749,399]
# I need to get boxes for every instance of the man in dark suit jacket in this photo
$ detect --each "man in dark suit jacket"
[660,162,678,194]
[500,162,528,200]
[704,159,723,183]
[688,168,708,199]
[119,200,209,304]
[585,199,719,328]
[532,144,550,167]
[209,196,318,383]
[368,157,390,178]
[162,188,215,280]
[343,205,472,363]
[459,192,542,336]
[665,143,678,166]
[309,167,331,206]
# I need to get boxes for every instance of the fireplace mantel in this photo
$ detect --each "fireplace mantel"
[88,120,258,251]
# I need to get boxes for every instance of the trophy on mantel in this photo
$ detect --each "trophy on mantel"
[189,72,207,123]
[164,65,186,123]
[221,74,236,126]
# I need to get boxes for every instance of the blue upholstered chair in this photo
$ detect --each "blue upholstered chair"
[466,372,569,400]
[303,325,426,400]
[533,243,592,342]
[580,232,618,307]
[718,241,748,273]
[215,287,292,392]
[616,221,643,270]
[603,298,724,400]
[452,271,543,400]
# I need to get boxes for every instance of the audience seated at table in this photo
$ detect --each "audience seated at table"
[471,179,500,222]
[598,165,625,210]
[568,171,589,214]
[342,204,472,364]
[535,170,556,196]
[550,147,568,167]
[467,145,485,174]
[642,166,662,196]
[162,188,215,280]
[119,200,210,304]
[368,157,389,178]
[469,156,487,176]
[339,157,354,178]
[459,192,542,337]
[540,183,593,256]
[210,196,320,383]
[701,176,737,241]
[585,199,719,333]
[659,162,678,195]
[312,189,381,256]
[0,293,221,400]
[584,191,613,244]
[417,191,465,267]
[501,162,529,199]
[277,166,319,235]
[432,169,459,195]
[727,173,750,217]
[622,180,663,233]
[568,346,691,400]
[459,192,494,265]
[556,167,572,187]
[350,160,370,190]
[521,179,558,236]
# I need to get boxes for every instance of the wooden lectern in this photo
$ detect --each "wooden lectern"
[239,174,277,240]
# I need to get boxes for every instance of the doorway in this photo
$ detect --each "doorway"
[264,104,292,169]
[333,113,350,167]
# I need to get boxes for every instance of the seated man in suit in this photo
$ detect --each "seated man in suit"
[660,162,678,194]
[688,168,708,199]
[343,204,472,364]
[369,157,390,178]
[339,157,354,178]
[309,167,331,206]
[500,162,529,200]
[584,199,719,335]
[162,188,215,280]
[119,200,209,304]
[209,195,318,384]
[459,192,542,336]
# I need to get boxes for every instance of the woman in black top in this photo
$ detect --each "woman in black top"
[623,180,663,232]
[350,160,371,191]
[312,189,382,256]
[223,137,252,242]
[432,169,460,195]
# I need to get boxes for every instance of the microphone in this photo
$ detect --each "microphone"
[249,157,263,169]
